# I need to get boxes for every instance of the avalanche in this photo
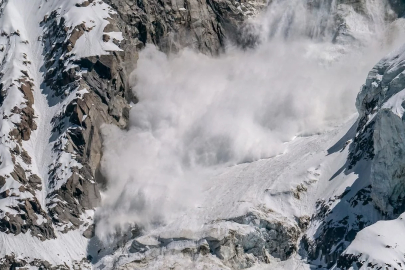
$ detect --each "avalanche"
[0,0,405,269]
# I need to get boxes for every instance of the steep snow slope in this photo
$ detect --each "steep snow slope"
[340,213,405,269]
[0,0,123,267]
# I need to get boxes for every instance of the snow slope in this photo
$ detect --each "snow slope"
[0,0,123,267]
[341,213,405,269]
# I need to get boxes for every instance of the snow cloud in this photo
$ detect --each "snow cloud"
[94,0,405,242]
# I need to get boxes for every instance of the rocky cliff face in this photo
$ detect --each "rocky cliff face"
[105,0,265,54]
[328,44,405,269]
[302,16,405,270]
[355,46,405,217]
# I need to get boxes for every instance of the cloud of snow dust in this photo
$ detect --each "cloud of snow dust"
[94,0,405,242]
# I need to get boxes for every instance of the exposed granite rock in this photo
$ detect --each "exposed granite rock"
[39,5,126,233]
[354,46,405,217]
[0,198,55,240]
[302,183,382,268]
[104,0,266,55]
[83,224,96,239]
[336,253,363,270]
[9,77,37,143]
[0,27,47,240]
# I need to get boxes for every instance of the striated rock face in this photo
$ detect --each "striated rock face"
[104,0,265,55]
[0,0,55,240]
[0,0,135,246]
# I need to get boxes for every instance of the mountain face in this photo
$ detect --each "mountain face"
[0,0,405,269]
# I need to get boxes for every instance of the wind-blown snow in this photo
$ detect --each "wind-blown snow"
[95,114,360,269]
[96,0,405,243]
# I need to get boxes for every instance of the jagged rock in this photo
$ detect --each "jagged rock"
[0,190,10,199]
[37,3,130,233]
[0,177,5,188]
[83,224,96,239]
[28,174,42,189]
[102,34,111,42]
[298,215,311,230]
[19,78,34,106]
[68,23,86,48]
[9,78,37,142]
[303,41,405,268]
[48,170,100,229]
[0,198,55,240]
[104,0,265,55]
[354,47,405,217]
[0,254,67,270]
[336,253,363,269]
[20,149,32,164]
[10,164,27,184]
[76,0,93,7]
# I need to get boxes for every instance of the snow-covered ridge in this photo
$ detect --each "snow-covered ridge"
[354,43,405,217]
[0,0,125,267]
[332,42,405,270]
